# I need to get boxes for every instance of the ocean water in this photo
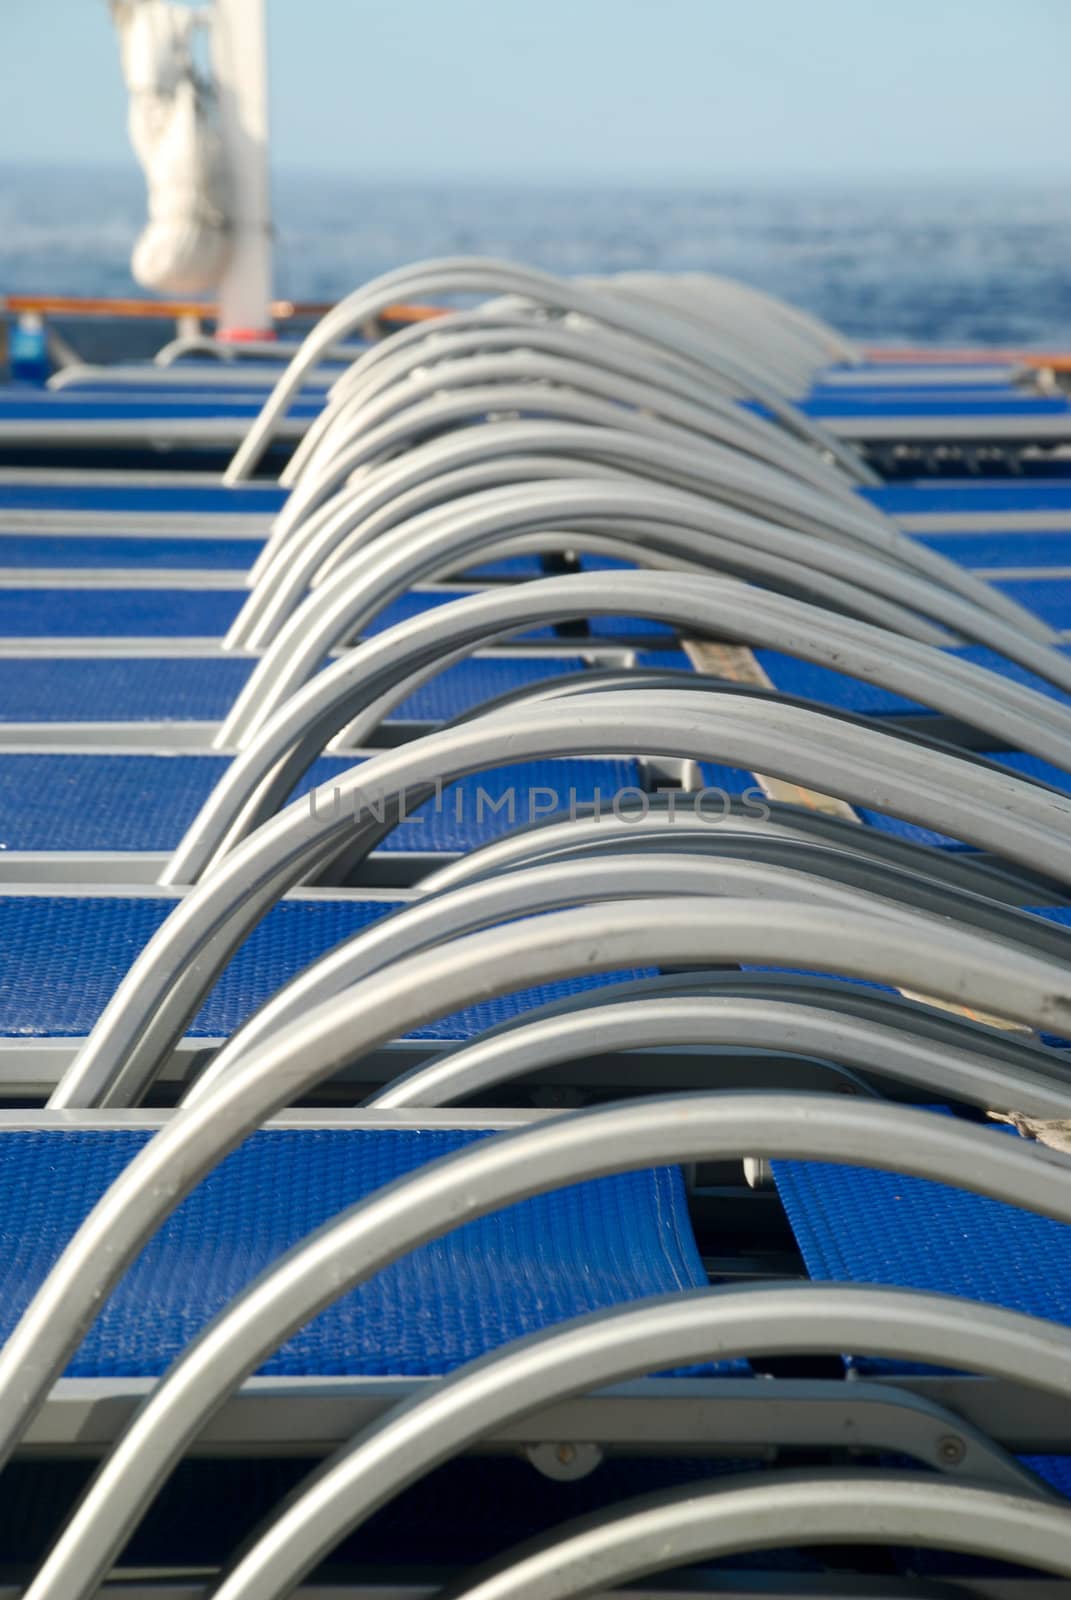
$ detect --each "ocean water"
[3,164,1071,348]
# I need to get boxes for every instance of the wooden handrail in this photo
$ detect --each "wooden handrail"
[1,294,444,324]
[4,300,1066,367]
[863,345,1071,370]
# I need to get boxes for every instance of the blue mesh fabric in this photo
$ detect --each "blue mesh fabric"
[0,482,286,515]
[993,577,1071,630]
[0,588,245,637]
[0,656,255,722]
[409,968,659,1042]
[0,752,353,851]
[358,591,558,640]
[865,482,1071,516]
[458,555,547,578]
[0,395,323,421]
[0,587,559,640]
[772,1118,1071,1393]
[1021,1457,1071,1497]
[0,894,655,1039]
[696,762,766,799]
[0,1127,707,1378]
[587,614,676,638]
[0,655,580,725]
[918,531,1071,569]
[810,382,1018,398]
[375,759,641,852]
[389,655,588,722]
[0,753,638,852]
[635,650,696,671]
[0,536,258,571]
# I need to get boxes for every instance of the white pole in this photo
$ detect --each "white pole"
[212,0,274,338]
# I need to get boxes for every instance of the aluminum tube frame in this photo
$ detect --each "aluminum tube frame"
[367,994,1071,1116]
[183,846,1032,1106]
[217,512,1064,751]
[178,578,1071,880]
[201,1284,1071,1600]
[189,834,1071,1106]
[222,257,873,484]
[255,415,897,591]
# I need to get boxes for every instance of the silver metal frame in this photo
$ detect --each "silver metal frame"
[186,839,1071,1108]
[221,258,873,486]
[7,1080,1071,1599]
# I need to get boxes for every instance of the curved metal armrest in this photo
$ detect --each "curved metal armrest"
[219,535,1069,758]
[223,255,873,485]
[53,689,1071,1111]
[255,414,894,593]
[176,576,1071,890]
[70,683,1071,1100]
[186,837,1069,1106]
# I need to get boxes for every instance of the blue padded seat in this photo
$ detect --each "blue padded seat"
[0,753,638,853]
[0,586,558,639]
[0,653,588,725]
[916,531,1071,569]
[0,535,260,572]
[774,1121,1071,1329]
[0,540,555,580]
[0,893,653,1040]
[864,482,1071,517]
[0,481,286,516]
[773,1118,1071,1497]
[992,576,1071,631]
[0,1127,705,1377]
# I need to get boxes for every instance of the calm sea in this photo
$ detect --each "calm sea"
[3,164,1071,347]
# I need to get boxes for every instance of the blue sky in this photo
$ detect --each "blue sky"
[4,0,1070,181]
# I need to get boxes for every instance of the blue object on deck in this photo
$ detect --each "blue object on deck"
[8,321,50,386]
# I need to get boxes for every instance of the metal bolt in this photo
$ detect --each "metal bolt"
[938,1434,965,1465]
